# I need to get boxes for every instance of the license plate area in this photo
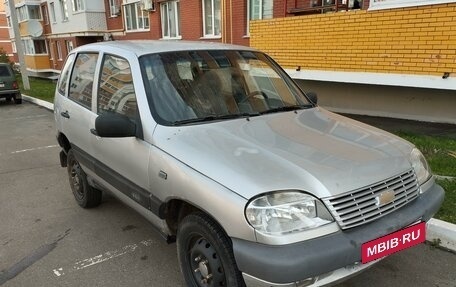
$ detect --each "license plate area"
[362,222,426,263]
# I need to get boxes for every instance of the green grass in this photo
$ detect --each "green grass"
[16,74,57,103]
[396,132,456,178]
[434,179,456,224]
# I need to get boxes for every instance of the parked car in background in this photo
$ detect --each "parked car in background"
[0,63,21,104]
[54,41,444,287]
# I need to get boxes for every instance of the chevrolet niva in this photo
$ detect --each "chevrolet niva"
[54,41,444,287]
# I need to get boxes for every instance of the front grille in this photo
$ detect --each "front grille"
[322,169,419,229]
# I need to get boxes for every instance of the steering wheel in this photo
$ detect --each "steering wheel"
[239,90,268,104]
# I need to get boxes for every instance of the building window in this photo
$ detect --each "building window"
[66,40,74,53]
[28,5,42,19]
[247,0,272,35]
[109,0,120,16]
[50,2,57,23]
[124,2,150,31]
[42,5,49,24]
[59,0,69,21]
[48,40,53,60]
[22,39,48,55]
[160,1,180,39]
[202,0,221,37]
[56,41,63,60]
[17,6,27,22]
[6,16,11,27]
[12,42,17,53]
[72,0,84,12]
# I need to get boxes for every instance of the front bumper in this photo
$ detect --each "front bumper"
[233,182,444,286]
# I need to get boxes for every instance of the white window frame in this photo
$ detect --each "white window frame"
[17,6,27,22]
[246,0,273,36]
[12,41,17,53]
[202,0,221,38]
[124,2,150,32]
[66,40,74,53]
[27,5,42,20]
[60,0,69,21]
[109,0,120,17]
[50,2,57,23]
[22,39,48,55]
[369,0,456,10]
[160,1,181,39]
[72,0,84,12]
[56,41,63,60]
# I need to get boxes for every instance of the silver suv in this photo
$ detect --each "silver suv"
[54,41,444,287]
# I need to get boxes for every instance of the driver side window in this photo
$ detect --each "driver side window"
[97,54,138,120]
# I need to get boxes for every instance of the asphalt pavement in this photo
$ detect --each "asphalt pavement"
[0,101,455,287]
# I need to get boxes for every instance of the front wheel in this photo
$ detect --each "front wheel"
[177,213,245,287]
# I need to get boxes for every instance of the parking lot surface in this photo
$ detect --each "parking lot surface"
[1,101,455,287]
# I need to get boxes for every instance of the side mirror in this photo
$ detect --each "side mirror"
[94,113,136,138]
[306,92,318,105]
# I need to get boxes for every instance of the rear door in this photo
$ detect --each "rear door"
[58,52,100,172]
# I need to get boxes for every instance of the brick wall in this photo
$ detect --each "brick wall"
[250,3,456,76]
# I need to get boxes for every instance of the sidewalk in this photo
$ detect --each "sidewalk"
[22,96,456,252]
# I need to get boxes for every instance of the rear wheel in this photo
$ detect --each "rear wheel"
[14,96,22,105]
[66,149,101,208]
[177,213,245,287]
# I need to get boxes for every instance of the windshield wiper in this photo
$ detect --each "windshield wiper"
[260,104,313,115]
[172,113,260,126]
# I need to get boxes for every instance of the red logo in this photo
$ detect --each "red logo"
[361,222,426,264]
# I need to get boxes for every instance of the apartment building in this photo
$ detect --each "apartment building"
[250,0,456,123]
[7,0,261,77]
[0,2,13,61]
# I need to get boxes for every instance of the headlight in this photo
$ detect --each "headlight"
[245,191,334,235]
[410,148,431,185]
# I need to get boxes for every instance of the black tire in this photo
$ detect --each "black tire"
[66,149,102,208]
[177,212,245,287]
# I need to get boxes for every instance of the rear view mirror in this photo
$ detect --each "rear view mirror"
[94,113,136,138]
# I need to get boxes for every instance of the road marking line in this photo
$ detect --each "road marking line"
[52,239,155,277]
[10,145,59,154]
[1,115,48,121]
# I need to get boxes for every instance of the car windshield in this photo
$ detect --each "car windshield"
[139,50,312,125]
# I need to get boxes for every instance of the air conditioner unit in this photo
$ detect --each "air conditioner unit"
[140,0,155,11]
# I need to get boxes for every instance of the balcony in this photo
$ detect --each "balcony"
[25,55,51,71]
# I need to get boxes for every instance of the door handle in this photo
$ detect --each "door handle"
[60,111,70,119]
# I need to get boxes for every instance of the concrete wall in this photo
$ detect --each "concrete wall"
[296,80,456,124]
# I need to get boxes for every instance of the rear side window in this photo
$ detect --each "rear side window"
[0,65,12,77]
[57,54,75,95]
[97,54,138,120]
[68,53,99,109]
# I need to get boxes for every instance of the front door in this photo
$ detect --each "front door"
[90,53,152,212]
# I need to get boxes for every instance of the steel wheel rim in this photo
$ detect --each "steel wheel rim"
[70,161,84,200]
[186,234,226,287]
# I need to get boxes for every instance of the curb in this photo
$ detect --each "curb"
[22,94,456,253]
[426,219,456,252]
[22,94,54,111]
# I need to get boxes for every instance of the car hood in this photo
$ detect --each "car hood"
[153,108,414,200]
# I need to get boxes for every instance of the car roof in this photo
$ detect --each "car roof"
[73,40,258,57]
